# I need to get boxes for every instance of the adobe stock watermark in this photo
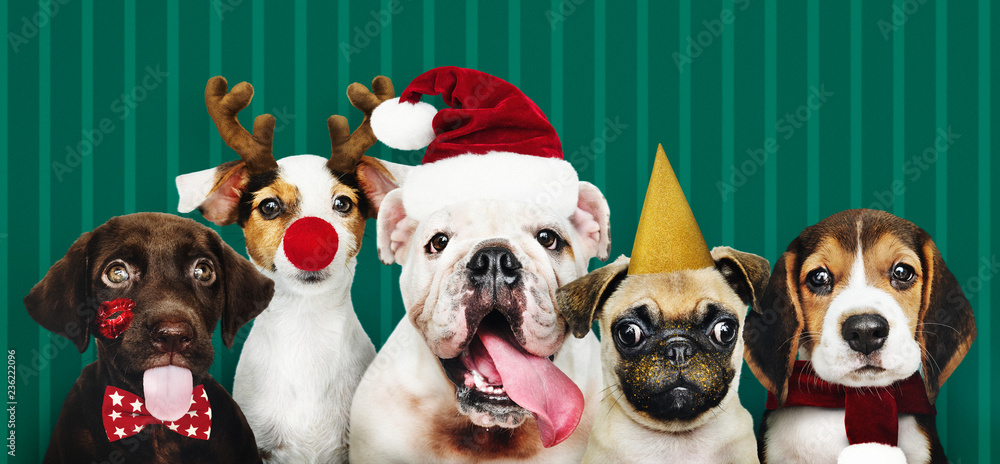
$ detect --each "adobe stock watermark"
[877,0,930,40]
[212,0,245,20]
[566,116,630,173]
[339,0,410,63]
[717,84,834,200]
[674,0,750,72]
[546,0,586,30]
[867,126,961,211]
[6,0,72,54]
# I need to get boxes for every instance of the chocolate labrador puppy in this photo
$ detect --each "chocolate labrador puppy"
[25,213,274,464]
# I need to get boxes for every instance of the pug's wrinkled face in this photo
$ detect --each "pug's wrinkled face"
[598,269,747,432]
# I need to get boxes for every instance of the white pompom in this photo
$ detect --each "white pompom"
[837,443,907,464]
[370,97,438,151]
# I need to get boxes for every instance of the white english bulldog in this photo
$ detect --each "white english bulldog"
[349,66,612,463]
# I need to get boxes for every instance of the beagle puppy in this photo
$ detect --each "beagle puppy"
[744,209,976,464]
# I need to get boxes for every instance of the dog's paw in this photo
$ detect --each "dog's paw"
[837,443,906,464]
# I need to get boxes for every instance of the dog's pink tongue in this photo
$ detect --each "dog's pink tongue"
[477,325,584,448]
[142,365,193,422]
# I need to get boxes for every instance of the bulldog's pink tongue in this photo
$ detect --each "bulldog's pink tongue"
[477,325,584,448]
[142,365,193,422]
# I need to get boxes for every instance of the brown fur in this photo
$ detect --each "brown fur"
[24,213,273,463]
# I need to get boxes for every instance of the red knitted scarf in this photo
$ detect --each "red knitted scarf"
[766,361,935,446]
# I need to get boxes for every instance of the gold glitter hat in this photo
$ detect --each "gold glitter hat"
[628,144,714,275]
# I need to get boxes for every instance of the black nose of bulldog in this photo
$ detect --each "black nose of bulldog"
[468,247,521,288]
[664,338,697,366]
[152,321,194,353]
[842,314,889,355]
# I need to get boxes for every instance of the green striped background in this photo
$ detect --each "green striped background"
[3,0,996,461]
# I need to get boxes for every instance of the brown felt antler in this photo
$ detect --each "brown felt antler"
[326,76,395,173]
[205,76,279,175]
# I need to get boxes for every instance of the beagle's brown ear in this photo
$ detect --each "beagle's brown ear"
[711,246,770,309]
[216,234,275,348]
[743,251,803,405]
[24,232,94,353]
[556,257,629,338]
[918,240,976,403]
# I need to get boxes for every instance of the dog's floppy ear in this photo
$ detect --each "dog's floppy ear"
[556,257,629,338]
[743,250,803,405]
[356,155,410,219]
[571,182,612,261]
[176,160,250,226]
[24,232,94,353]
[376,189,417,265]
[711,246,770,309]
[216,235,275,348]
[918,239,976,402]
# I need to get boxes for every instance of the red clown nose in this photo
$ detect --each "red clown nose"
[282,217,339,271]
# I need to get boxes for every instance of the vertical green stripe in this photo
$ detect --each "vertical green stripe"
[850,0,862,208]
[466,1,477,68]
[0,0,9,411]
[209,0,222,167]
[806,0,819,224]
[294,0,307,153]
[38,2,52,450]
[678,0,690,192]
[81,0,95,367]
[637,0,649,219]
[380,0,393,345]
[551,0,564,137]
[592,0,605,189]
[252,0,264,117]
[892,0,905,216]
[167,1,179,212]
[337,0,349,117]
[764,0,776,258]
[977,2,991,459]
[124,0,136,213]
[508,0,520,85]
[423,0,434,69]
[721,0,734,243]
[935,0,948,443]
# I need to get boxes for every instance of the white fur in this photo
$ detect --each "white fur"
[401,152,580,221]
[838,442,908,463]
[810,247,922,387]
[176,166,217,214]
[178,155,378,463]
[764,408,927,463]
[370,97,438,150]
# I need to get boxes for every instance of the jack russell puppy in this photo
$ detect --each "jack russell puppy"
[744,208,976,464]
[176,76,407,463]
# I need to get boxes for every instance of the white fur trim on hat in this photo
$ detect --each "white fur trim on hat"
[401,152,580,221]
[371,97,438,150]
[837,443,907,464]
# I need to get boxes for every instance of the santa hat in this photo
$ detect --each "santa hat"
[370,66,578,220]
[629,144,714,275]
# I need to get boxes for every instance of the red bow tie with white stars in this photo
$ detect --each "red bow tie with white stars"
[101,385,212,442]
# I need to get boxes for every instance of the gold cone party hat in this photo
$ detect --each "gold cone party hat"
[628,144,714,275]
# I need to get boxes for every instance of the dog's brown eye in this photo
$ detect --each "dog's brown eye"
[711,320,737,345]
[105,263,130,285]
[891,263,916,288]
[258,198,283,220]
[614,322,644,348]
[536,229,560,250]
[193,261,215,284]
[333,195,353,214]
[805,268,833,294]
[426,233,449,254]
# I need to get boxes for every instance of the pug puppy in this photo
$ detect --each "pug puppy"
[556,247,770,463]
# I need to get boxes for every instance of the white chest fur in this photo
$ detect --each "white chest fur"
[233,289,376,464]
[764,407,930,464]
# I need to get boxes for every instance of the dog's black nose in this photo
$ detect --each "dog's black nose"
[467,247,521,287]
[842,314,889,355]
[664,339,697,366]
[152,321,194,353]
